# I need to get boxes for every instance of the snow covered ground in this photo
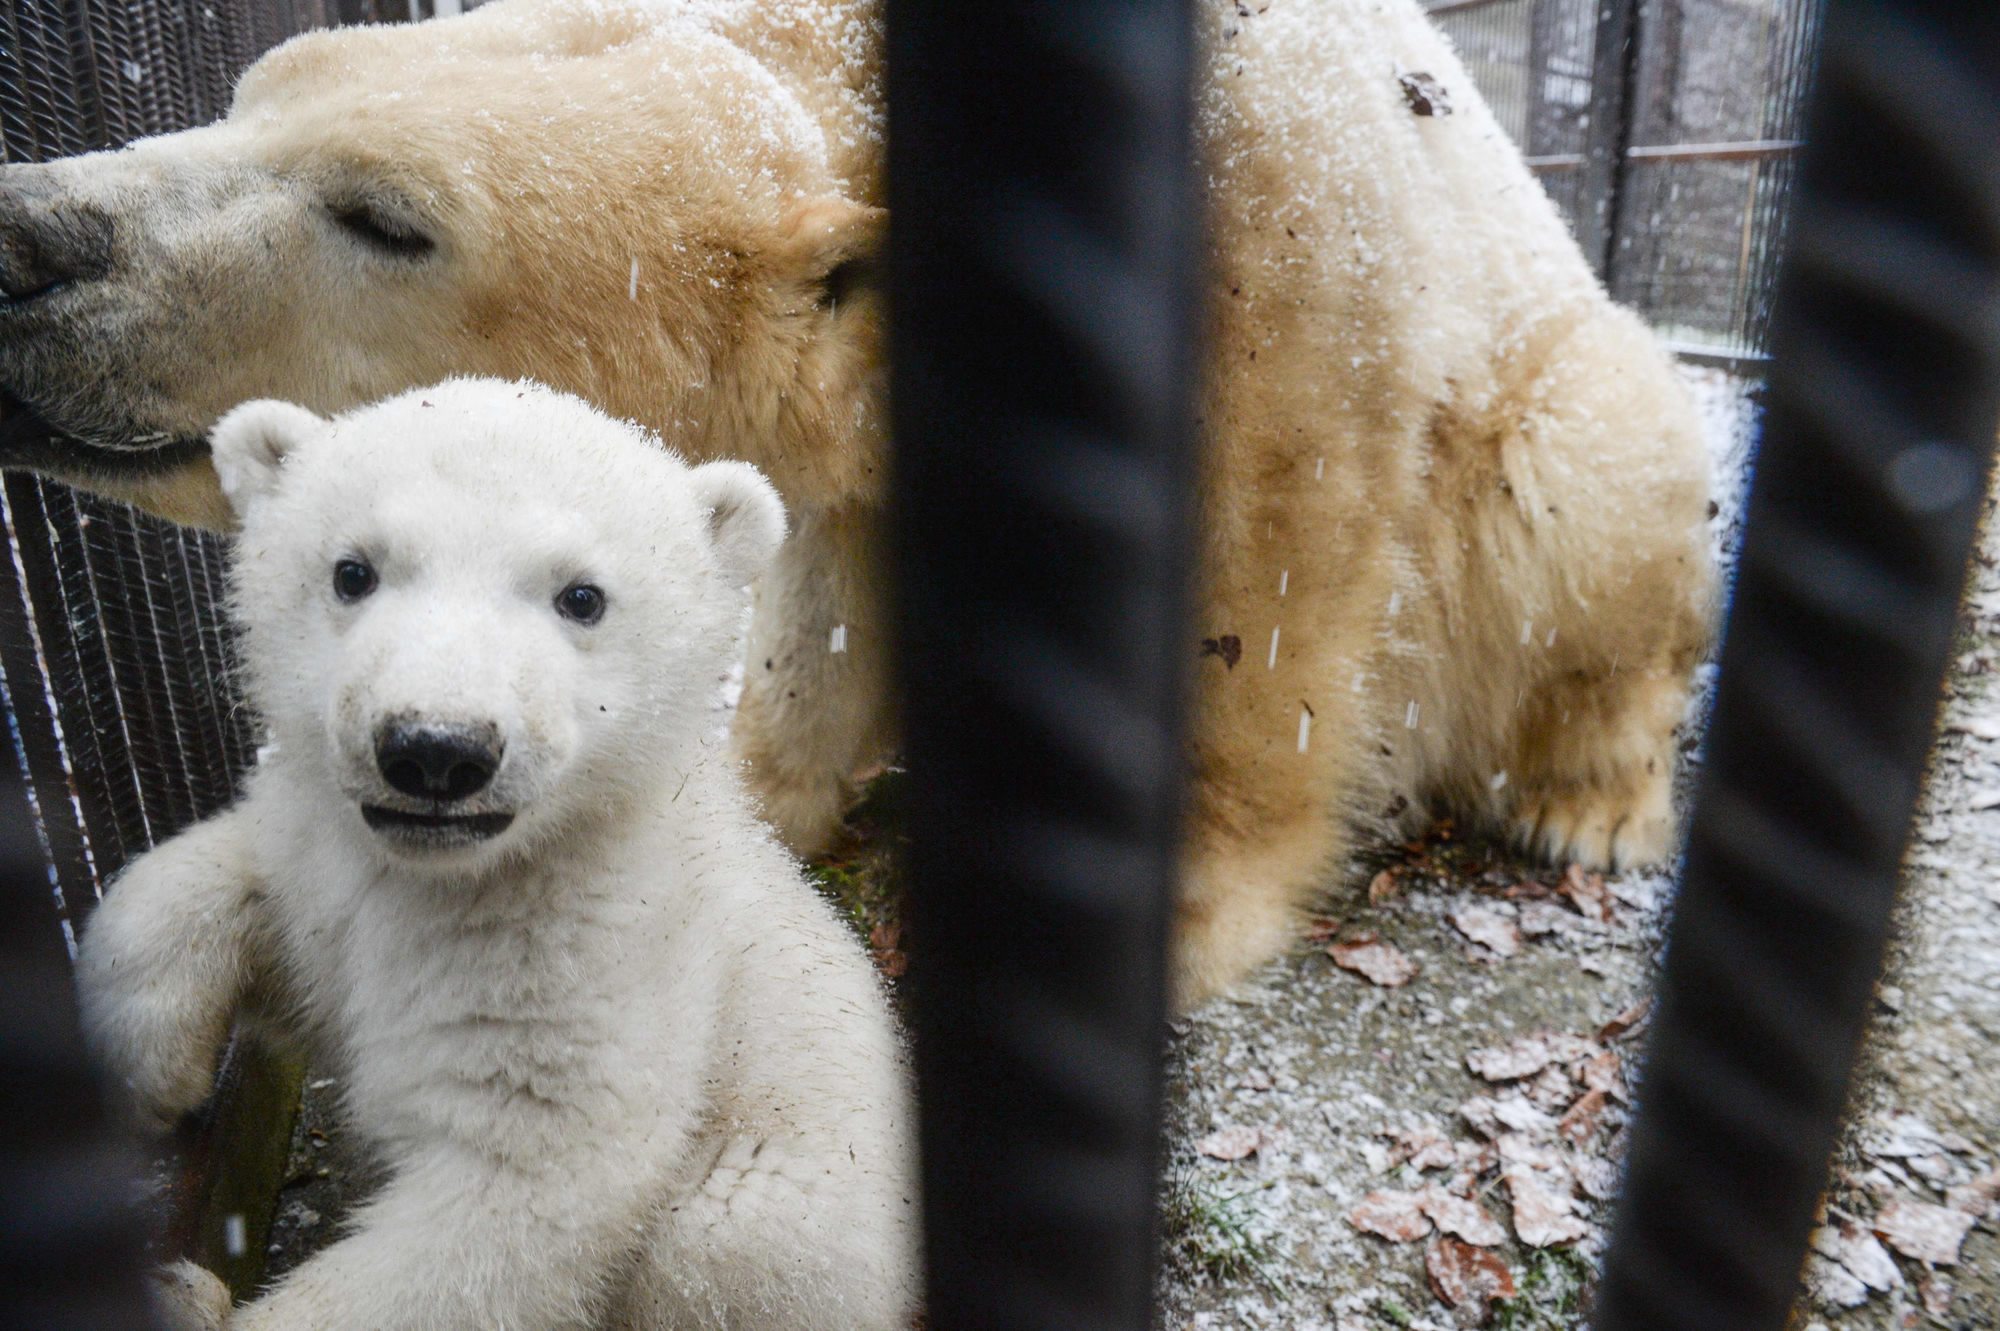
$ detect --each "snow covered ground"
[1154,366,2000,1330]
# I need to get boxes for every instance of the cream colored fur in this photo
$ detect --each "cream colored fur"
[75,380,918,1330]
[7,0,1712,1002]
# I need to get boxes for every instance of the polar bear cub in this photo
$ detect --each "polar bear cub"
[75,379,918,1331]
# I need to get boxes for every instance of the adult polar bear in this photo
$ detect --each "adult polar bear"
[0,0,1713,1001]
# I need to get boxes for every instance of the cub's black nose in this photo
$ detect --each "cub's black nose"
[375,723,502,802]
[0,168,112,302]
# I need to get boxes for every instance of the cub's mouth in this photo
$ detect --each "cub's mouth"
[361,804,516,848]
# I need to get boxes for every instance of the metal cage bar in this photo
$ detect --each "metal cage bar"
[887,1,1199,1326]
[1595,2,2000,1326]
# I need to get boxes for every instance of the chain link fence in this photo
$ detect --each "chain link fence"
[0,0,339,951]
[1429,0,1824,361]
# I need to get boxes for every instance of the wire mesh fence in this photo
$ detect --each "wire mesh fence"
[1428,0,1824,359]
[0,0,339,952]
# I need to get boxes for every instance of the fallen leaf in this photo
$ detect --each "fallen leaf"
[1805,1254,1871,1309]
[1200,635,1243,669]
[1385,1125,1457,1172]
[1398,71,1453,118]
[1874,1198,1976,1266]
[1919,1273,1953,1316]
[1348,1189,1432,1243]
[1559,864,1616,923]
[867,920,907,979]
[1194,1126,1263,1162]
[1573,1155,1621,1202]
[1506,1168,1589,1247]
[1449,903,1522,958]
[1525,1065,1576,1111]
[1946,1168,2000,1217]
[1811,1220,1901,1292]
[1304,915,1342,943]
[1597,997,1653,1043]
[1368,869,1401,903]
[1420,1187,1506,1246]
[1558,1089,1609,1147]
[1329,934,1419,987]
[1578,1049,1625,1100]
[1424,1236,1515,1319]
[1516,900,1577,938]
[1467,1032,1592,1082]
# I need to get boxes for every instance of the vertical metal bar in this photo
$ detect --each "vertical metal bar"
[1580,0,1643,280]
[0,723,155,1331]
[1595,2,2000,1327]
[887,1,1198,1327]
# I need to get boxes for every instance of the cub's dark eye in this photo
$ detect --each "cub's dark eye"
[556,583,606,626]
[333,558,377,602]
[328,202,435,259]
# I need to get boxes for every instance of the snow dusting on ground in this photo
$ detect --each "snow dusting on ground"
[1154,366,2000,1330]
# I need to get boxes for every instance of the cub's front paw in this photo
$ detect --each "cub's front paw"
[149,1261,231,1331]
[78,981,226,1132]
[1514,775,1673,873]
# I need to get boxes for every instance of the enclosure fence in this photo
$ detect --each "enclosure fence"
[0,0,344,954]
[1429,0,1824,361]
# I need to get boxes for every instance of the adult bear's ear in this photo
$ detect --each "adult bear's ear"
[780,196,887,312]
[209,400,326,520]
[689,460,788,586]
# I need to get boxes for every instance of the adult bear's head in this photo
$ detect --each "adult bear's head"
[0,0,886,527]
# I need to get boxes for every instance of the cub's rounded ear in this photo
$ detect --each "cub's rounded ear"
[689,461,787,585]
[209,400,326,520]
[779,196,887,311]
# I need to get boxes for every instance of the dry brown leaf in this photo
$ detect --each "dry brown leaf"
[1194,1126,1263,1162]
[1385,1125,1457,1172]
[1578,1049,1625,1100]
[1303,915,1342,943]
[1558,1089,1609,1147]
[1424,1235,1516,1320]
[1559,864,1615,923]
[1946,1167,2000,1217]
[1506,1167,1589,1247]
[1874,1198,1977,1266]
[1572,1155,1621,1202]
[1328,934,1419,987]
[1348,1189,1432,1243]
[1919,1273,1954,1316]
[1811,1220,1902,1292]
[1420,1187,1506,1246]
[1525,1065,1576,1111]
[1449,903,1522,958]
[1368,869,1401,903]
[1596,997,1653,1043]
[868,920,907,980]
[1467,1033,1571,1082]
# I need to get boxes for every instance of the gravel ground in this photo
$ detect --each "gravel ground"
[258,367,1999,1328]
[1155,368,2000,1330]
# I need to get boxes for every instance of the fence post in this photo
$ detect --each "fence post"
[1580,0,1643,281]
[887,1,1199,1327]
[1594,2,2000,1326]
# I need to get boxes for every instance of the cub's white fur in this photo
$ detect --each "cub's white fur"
[75,379,918,1330]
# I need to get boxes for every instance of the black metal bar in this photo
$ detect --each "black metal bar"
[1580,0,1642,281]
[1595,3,2000,1328]
[0,717,156,1331]
[887,1,1198,1327]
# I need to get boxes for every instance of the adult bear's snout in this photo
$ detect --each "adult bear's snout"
[375,721,504,802]
[0,167,112,304]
